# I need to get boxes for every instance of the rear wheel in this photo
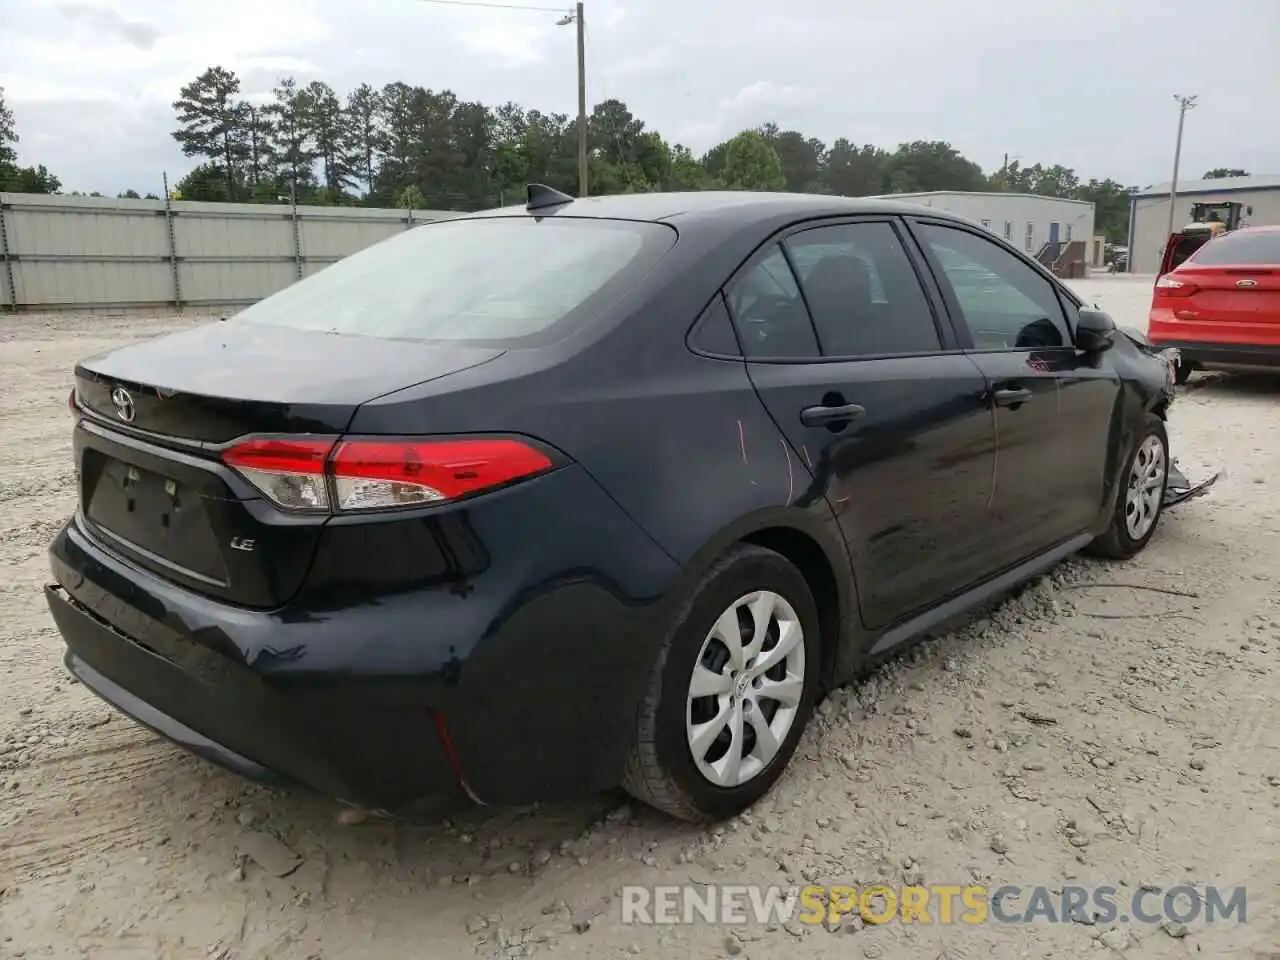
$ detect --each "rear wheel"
[1174,358,1193,385]
[622,545,820,822]
[1087,413,1169,560]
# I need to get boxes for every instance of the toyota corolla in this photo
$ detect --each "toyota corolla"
[47,187,1204,822]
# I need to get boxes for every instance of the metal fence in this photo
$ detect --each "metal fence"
[0,192,457,313]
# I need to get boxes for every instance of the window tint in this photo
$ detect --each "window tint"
[785,221,941,357]
[1190,231,1280,266]
[689,295,741,356]
[919,224,1070,350]
[725,245,819,358]
[235,217,675,345]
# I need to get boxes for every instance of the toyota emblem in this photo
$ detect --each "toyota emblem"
[1236,279,1258,288]
[110,386,136,423]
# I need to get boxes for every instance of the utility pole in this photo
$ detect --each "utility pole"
[555,3,586,195]
[576,2,587,197]
[1164,94,1198,244]
[559,3,587,196]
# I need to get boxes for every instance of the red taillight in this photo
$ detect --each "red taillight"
[68,388,77,415]
[219,435,554,513]
[221,437,337,511]
[330,438,553,510]
[1154,274,1199,298]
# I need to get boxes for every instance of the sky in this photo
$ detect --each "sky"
[1,0,1277,196]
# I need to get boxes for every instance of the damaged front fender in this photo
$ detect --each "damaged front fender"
[1165,461,1222,509]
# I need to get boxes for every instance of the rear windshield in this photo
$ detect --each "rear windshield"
[1190,231,1280,266]
[235,216,677,344]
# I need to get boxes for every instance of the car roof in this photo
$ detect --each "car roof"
[463,190,965,228]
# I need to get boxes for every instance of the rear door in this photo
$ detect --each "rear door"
[725,217,996,630]
[1170,230,1280,335]
[907,218,1120,566]
[1160,233,1212,277]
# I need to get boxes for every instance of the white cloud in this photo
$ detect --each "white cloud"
[721,81,825,113]
[55,3,162,49]
[0,0,1275,194]
[456,22,554,70]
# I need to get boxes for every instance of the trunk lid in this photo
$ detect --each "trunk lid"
[72,320,504,608]
[75,320,504,443]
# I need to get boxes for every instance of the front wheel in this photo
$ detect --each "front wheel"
[1086,413,1169,560]
[622,545,820,822]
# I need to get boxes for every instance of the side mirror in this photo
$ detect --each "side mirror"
[1076,307,1116,353]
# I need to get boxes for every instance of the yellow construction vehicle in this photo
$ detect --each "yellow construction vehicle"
[1160,201,1252,274]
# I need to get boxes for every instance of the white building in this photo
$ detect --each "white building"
[1127,174,1280,274]
[876,190,1097,264]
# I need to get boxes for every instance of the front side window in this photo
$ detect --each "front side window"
[919,223,1071,350]
[784,221,941,357]
[724,245,819,358]
[235,216,676,345]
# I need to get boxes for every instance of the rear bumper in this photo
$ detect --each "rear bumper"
[64,646,283,786]
[1148,309,1280,368]
[47,579,466,813]
[1146,339,1280,369]
[46,463,681,812]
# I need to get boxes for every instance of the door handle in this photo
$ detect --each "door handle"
[800,402,866,427]
[992,387,1033,408]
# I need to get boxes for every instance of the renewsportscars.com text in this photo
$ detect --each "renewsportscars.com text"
[620,883,1247,927]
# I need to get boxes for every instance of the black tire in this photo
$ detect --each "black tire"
[1174,358,1193,386]
[622,544,821,822]
[1086,412,1169,560]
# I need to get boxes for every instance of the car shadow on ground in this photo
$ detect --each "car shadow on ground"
[52,572,1041,894]
[1188,371,1280,397]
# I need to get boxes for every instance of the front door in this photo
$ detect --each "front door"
[909,219,1121,567]
[724,218,996,630]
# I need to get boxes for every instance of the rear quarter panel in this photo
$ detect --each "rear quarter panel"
[349,214,861,670]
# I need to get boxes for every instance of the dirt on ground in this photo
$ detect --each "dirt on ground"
[2,276,1278,959]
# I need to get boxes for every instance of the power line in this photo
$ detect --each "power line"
[412,0,589,196]
[413,0,570,13]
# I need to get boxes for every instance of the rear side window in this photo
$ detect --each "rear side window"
[725,245,820,358]
[784,221,941,357]
[235,217,677,345]
[1190,232,1280,266]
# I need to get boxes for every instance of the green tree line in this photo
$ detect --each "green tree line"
[0,74,1255,243]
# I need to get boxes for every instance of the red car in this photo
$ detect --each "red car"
[1148,226,1280,384]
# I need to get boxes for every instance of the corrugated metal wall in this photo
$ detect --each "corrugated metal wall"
[1129,189,1280,274]
[0,193,455,313]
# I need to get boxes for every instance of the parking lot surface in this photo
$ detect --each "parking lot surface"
[2,275,1278,958]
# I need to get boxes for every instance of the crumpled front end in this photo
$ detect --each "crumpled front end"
[1155,346,1182,394]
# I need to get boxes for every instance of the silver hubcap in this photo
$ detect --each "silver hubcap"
[685,591,806,788]
[1125,434,1166,540]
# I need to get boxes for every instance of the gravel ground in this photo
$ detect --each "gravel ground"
[2,275,1278,959]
